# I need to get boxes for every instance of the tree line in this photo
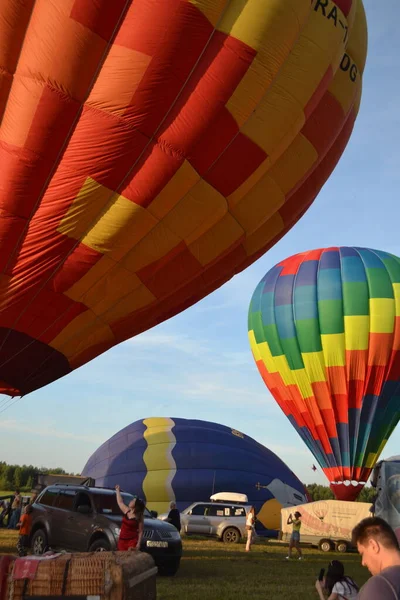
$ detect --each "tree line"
[305,483,377,503]
[0,461,79,492]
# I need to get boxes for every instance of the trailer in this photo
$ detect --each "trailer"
[280,499,372,553]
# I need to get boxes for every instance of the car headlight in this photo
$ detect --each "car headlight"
[114,527,121,537]
[169,530,181,540]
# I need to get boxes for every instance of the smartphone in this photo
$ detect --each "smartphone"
[318,568,325,581]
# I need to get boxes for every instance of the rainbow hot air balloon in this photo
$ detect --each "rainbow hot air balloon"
[248,248,400,501]
[0,1,367,396]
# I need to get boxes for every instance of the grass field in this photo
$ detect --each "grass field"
[0,531,370,600]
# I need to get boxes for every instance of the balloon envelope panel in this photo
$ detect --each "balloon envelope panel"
[0,0,366,396]
[82,417,308,533]
[248,247,400,501]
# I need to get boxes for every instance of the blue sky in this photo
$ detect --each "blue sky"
[0,0,399,486]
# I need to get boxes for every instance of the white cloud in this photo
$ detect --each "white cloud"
[182,377,269,406]
[268,445,310,457]
[127,331,210,356]
[0,419,103,444]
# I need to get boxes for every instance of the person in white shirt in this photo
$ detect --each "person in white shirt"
[245,506,256,552]
[315,560,359,600]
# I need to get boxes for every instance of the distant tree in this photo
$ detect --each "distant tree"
[306,484,334,501]
[13,467,22,489]
[0,462,78,490]
[357,486,376,503]
[305,483,375,503]
[0,465,13,491]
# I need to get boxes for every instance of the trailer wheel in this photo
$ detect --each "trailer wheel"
[336,540,348,553]
[319,539,333,553]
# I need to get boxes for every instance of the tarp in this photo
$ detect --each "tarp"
[373,459,400,541]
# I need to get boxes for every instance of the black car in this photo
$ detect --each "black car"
[30,484,182,576]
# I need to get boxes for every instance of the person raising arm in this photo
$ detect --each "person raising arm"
[286,511,303,560]
[115,485,145,551]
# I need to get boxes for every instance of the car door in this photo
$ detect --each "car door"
[34,488,59,546]
[51,489,77,549]
[186,504,211,534]
[207,504,230,535]
[230,505,246,535]
[63,491,95,551]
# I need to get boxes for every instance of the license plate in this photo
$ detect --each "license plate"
[147,541,168,548]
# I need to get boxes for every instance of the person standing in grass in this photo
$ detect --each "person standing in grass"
[115,485,145,551]
[286,511,303,560]
[245,506,256,552]
[166,501,181,532]
[7,489,21,529]
[16,504,33,556]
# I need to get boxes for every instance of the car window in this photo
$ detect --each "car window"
[207,505,227,517]
[191,504,208,516]
[92,493,152,518]
[55,490,75,511]
[74,492,92,511]
[38,489,58,507]
[207,505,246,517]
[232,507,246,517]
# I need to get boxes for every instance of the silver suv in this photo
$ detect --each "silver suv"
[160,499,251,543]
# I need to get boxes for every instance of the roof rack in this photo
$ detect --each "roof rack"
[50,482,121,492]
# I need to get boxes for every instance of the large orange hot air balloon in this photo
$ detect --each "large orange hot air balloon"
[0,1,367,396]
[248,248,400,502]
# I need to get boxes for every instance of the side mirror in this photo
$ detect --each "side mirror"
[77,505,92,515]
[150,510,158,518]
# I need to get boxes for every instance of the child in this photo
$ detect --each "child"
[16,504,33,557]
[315,560,359,600]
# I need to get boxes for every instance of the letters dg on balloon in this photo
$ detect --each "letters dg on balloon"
[0,0,367,395]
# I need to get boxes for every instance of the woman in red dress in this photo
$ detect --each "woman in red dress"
[115,485,145,551]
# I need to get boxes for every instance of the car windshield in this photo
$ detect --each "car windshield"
[93,492,152,517]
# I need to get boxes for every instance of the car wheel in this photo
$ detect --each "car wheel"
[222,527,241,544]
[31,529,48,555]
[89,538,111,552]
[319,539,333,553]
[157,559,181,576]
[336,540,348,553]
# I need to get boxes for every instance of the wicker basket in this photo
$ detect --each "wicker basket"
[6,552,156,600]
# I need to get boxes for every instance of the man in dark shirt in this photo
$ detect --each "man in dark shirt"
[167,501,181,532]
[352,517,400,598]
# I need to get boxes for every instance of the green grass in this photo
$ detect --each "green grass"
[157,539,370,600]
[0,529,18,555]
[0,532,370,599]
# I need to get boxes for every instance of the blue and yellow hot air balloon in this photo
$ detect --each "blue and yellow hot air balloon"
[82,417,308,534]
[248,247,400,501]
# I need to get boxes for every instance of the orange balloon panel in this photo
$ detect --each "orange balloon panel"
[0,0,367,395]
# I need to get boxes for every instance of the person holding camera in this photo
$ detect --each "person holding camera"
[286,511,303,560]
[315,560,359,600]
